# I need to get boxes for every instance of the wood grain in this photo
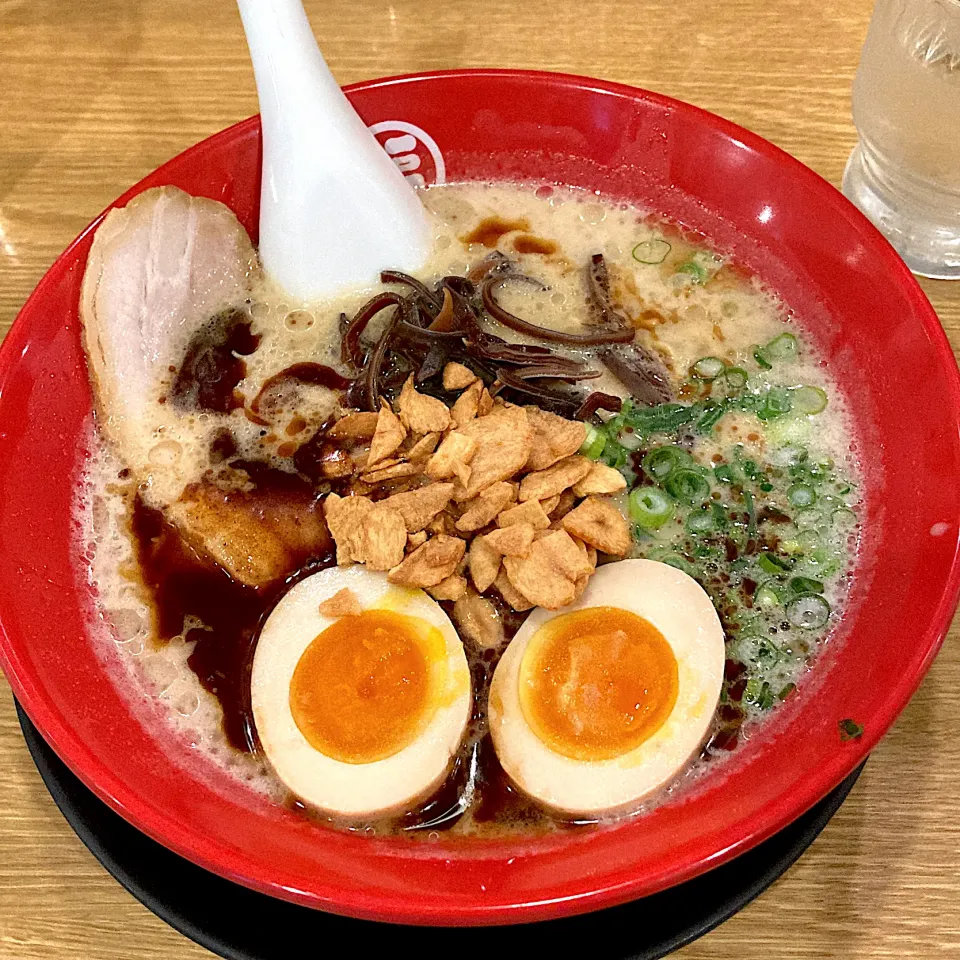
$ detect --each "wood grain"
[1,0,959,957]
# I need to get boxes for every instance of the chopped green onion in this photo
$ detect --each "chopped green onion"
[757,637,786,665]
[696,400,727,434]
[796,529,821,551]
[772,443,807,467]
[758,552,793,575]
[711,501,728,529]
[757,388,793,420]
[693,251,724,277]
[755,582,781,609]
[632,238,672,265]
[600,442,629,470]
[686,510,715,535]
[786,594,831,629]
[831,507,858,529]
[722,366,749,391]
[737,631,784,666]
[812,543,836,563]
[714,464,735,484]
[692,356,726,379]
[580,423,607,460]
[745,678,775,710]
[788,576,825,596]
[743,488,757,540]
[753,333,798,370]
[627,403,697,435]
[657,553,699,577]
[763,332,798,361]
[795,509,822,532]
[677,259,709,283]
[808,548,841,577]
[787,483,817,508]
[760,481,774,492]
[629,486,675,530]
[664,469,710,504]
[753,346,773,370]
[603,398,633,435]
[839,718,864,741]
[791,385,828,415]
[778,683,796,701]
[642,445,691,481]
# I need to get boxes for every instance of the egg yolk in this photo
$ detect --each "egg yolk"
[289,609,443,764]
[519,607,679,762]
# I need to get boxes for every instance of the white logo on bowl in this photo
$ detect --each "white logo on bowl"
[368,121,446,188]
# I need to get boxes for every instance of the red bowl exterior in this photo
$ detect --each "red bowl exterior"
[1,70,958,926]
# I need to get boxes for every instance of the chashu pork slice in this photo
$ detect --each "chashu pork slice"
[79,187,335,590]
[80,185,258,473]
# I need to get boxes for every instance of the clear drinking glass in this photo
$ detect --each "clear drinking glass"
[843,0,960,279]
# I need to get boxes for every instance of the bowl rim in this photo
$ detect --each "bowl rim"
[2,68,959,925]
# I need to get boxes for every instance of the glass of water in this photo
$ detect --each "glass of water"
[843,0,960,279]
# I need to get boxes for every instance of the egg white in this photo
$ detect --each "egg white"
[251,565,471,818]
[489,558,725,817]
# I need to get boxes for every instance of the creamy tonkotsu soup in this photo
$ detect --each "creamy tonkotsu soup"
[77,182,861,835]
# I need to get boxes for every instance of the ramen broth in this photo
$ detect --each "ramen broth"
[77,182,861,835]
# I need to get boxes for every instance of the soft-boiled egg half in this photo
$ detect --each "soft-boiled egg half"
[251,566,471,818]
[489,558,724,817]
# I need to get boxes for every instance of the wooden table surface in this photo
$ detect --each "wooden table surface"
[2,0,959,957]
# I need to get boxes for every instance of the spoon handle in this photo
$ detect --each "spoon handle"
[237,0,430,301]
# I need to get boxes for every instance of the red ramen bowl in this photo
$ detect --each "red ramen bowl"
[1,70,958,925]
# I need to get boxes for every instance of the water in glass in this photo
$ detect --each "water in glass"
[843,0,960,279]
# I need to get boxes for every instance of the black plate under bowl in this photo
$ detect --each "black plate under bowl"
[16,699,863,960]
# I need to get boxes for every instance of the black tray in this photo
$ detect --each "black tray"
[16,699,863,960]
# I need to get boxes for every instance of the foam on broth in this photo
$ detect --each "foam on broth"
[75,181,863,832]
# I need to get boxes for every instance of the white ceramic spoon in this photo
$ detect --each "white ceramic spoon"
[236,0,431,302]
